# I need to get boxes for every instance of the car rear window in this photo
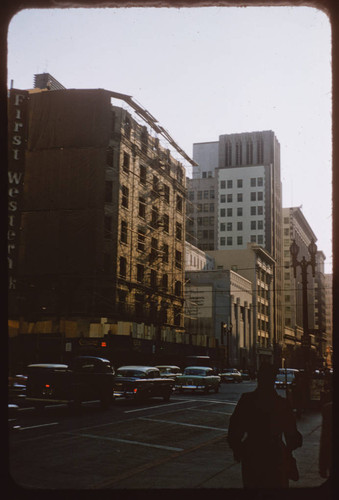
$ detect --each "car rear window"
[117,370,146,378]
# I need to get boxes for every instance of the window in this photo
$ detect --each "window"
[210,190,215,199]
[189,191,194,200]
[220,223,226,231]
[161,274,168,290]
[138,196,146,218]
[258,220,264,230]
[246,140,253,164]
[258,191,263,201]
[257,138,263,163]
[175,281,182,296]
[220,181,226,189]
[124,117,131,139]
[150,269,157,289]
[257,177,263,186]
[163,214,169,233]
[203,190,209,199]
[120,220,128,243]
[198,191,203,200]
[220,208,226,217]
[250,178,256,187]
[152,175,159,194]
[237,207,243,216]
[176,222,182,240]
[258,235,264,244]
[250,192,256,201]
[141,127,148,153]
[150,237,158,263]
[251,221,256,230]
[250,235,256,242]
[121,186,129,208]
[163,184,170,203]
[202,172,207,178]
[227,208,233,216]
[227,222,233,231]
[175,250,182,269]
[251,206,256,215]
[137,229,146,252]
[119,257,127,279]
[137,264,144,282]
[220,194,226,203]
[236,141,242,165]
[135,293,145,316]
[203,203,209,212]
[237,236,243,245]
[104,216,112,239]
[174,307,181,326]
[237,179,243,188]
[162,244,169,263]
[237,221,243,230]
[123,152,130,173]
[227,237,233,246]
[227,194,233,203]
[151,206,159,228]
[225,141,232,167]
[258,206,264,215]
[209,204,214,212]
[220,237,226,246]
[105,181,113,203]
[106,147,113,167]
[140,164,147,185]
[227,180,233,188]
[176,195,183,213]
[237,193,243,202]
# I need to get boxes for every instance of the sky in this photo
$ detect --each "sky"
[7,6,332,272]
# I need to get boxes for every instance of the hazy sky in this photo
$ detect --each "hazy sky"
[7,6,332,271]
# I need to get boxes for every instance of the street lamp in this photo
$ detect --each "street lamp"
[290,238,317,406]
[221,322,233,368]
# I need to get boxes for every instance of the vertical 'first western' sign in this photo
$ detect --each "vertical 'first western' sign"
[8,89,28,291]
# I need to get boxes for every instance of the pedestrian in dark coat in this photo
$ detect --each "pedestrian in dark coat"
[228,362,303,488]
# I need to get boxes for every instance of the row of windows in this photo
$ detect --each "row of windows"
[220,177,264,189]
[220,220,264,231]
[224,139,264,167]
[119,254,183,281]
[220,205,264,217]
[220,191,264,203]
[188,189,215,201]
[220,234,264,246]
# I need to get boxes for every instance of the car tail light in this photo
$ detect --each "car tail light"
[133,388,138,393]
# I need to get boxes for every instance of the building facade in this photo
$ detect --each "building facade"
[8,82,195,368]
[188,131,283,364]
[184,268,253,369]
[208,244,274,369]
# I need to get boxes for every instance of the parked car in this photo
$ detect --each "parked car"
[220,368,243,383]
[240,369,251,381]
[26,356,115,410]
[175,366,221,394]
[275,369,299,389]
[155,365,182,379]
[113,366,174,402]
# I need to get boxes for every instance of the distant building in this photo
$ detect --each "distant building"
[208,244,274,369]
[185,241,214,271]
[188,131,283,365]
[324,273,333,368]
[185,268,253,369]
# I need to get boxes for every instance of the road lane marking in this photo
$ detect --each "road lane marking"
[18,422,59,431]
[139,417,228,432]
[69,432,184,452]
[189,408,233,415]
[91,432,227,489]
[124,400,190,413]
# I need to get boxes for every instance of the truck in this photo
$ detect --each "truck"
[26,356,115,410]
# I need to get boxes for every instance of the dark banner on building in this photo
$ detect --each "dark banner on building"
[8,89,28,294]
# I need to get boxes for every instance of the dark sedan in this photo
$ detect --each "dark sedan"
[113,366,174,402]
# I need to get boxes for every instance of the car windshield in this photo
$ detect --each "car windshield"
[184,369,207,376]
[116,370,146,378]
[276,373,294,382]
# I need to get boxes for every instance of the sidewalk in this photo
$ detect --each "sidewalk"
[201,409,327,489]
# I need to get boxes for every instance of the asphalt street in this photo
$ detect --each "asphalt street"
[8,381,329,493]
